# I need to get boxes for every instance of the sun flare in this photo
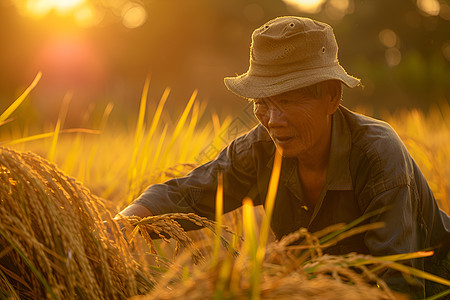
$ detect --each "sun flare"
[25,0,85,18]
[282,0,326,13]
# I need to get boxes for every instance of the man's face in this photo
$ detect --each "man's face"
[253,88,334,158]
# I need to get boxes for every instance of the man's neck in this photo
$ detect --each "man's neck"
[296,128,332,208]
[296,125,332,173]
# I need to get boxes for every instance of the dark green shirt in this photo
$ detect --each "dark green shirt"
[134,105,450,297]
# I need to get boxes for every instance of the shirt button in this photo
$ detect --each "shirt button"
[301,205,308,211]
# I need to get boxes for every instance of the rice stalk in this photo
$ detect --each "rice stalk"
[0,72,42,125]
[251,149,283,299]
[155,89,197,172]
[133,232,402,300]
[1,128,101,146]
[85,101,114,184]
[121,212,237,265]
[212,172,224,266]
[0,146,154,299]
[47,90,73,162]
[127,75,151,204]
[137,87,171,189]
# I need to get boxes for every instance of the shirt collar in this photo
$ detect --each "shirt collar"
[325,105,353,190]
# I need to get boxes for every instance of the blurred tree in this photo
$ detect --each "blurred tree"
[300,0,450,112]
[1,0,449,124]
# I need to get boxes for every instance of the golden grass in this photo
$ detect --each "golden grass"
[384,104,450,214]
[132,216,410,300]
[1,76,449,299]
[0,146,154,299]
[1,145,448,299]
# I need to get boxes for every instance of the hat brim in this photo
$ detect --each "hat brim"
[224,64,360,99]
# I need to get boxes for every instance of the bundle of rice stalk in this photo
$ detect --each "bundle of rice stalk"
[132,223,414,300]
[0,146,154,299]
[131,249,404,300]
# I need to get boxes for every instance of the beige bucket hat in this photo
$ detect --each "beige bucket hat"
[224,16,360,99]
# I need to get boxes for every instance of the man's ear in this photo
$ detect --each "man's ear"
[326,80,342,115]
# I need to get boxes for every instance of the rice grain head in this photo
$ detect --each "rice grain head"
[0,146,154,299]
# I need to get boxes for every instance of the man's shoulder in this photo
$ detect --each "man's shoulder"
[340,106,414,194]
[340,106,406,155]
[233,124,273,154]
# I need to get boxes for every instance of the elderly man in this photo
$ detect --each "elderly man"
[118,17,450,297]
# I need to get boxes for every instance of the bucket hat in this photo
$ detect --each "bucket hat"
[224,16,360,99]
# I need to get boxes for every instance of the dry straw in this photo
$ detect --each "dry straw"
[133,231,404,300]
[0,146,154,299]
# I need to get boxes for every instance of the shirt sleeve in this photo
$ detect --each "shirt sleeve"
[363,183,425,298]
[132,131,260,231]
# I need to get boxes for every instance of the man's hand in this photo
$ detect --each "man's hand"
[116,203,153,218]
[103,204,154,242]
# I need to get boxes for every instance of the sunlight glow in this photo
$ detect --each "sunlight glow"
[121,3,147,29]
[324,0,351,20]
[442,41,450,61]
[74,5,103,27]
[12,0,149,28]
[385,48,402,67]
[282,0,326,14]
[417,0,440,16]
[379,29,398,48]
[25,0,85,18]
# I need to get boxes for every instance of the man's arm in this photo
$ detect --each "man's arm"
[116,127,262,229]
[363,183,425,298]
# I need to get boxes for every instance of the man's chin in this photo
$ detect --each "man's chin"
[275,146,298,158]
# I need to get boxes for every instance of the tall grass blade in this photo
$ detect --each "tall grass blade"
[2,129,99,146]
[0,229,58,300]
[374,251,434,263]
[137,87,171,187]
[178,101,200,163]
[85,102,114,183]
[211,110,220,136]
[213,252,234,299]
[0,72,42,124]
[367,258,450,287]
[62,133,83,177]
[99,102,114,132]
[127,75,151,202]
[0,267,20,300]
[258,149,283,253]
[251,149,283,300]
[148,124,169,178]
[0,117,16,127]
[424,288,450,300]
[319,205,391,245]
[242,198,258,260]
[308,251,449,287]
[172,89,198,140]
[47,90,73,162]
[157,89,197,169]
[242,198,259,300]
[147,87,170,142]
[212,172,223,266]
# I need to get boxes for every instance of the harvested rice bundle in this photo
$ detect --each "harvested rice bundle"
[133,225,407,300]
[0,147,154,299]
[131,252,402,300]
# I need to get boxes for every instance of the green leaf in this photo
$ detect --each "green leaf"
[0,72,42,124]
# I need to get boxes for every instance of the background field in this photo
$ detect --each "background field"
[1,0,449,298]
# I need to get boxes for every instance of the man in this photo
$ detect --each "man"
[118,16,450,297]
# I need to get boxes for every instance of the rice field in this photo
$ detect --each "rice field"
[1,74,450,299]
